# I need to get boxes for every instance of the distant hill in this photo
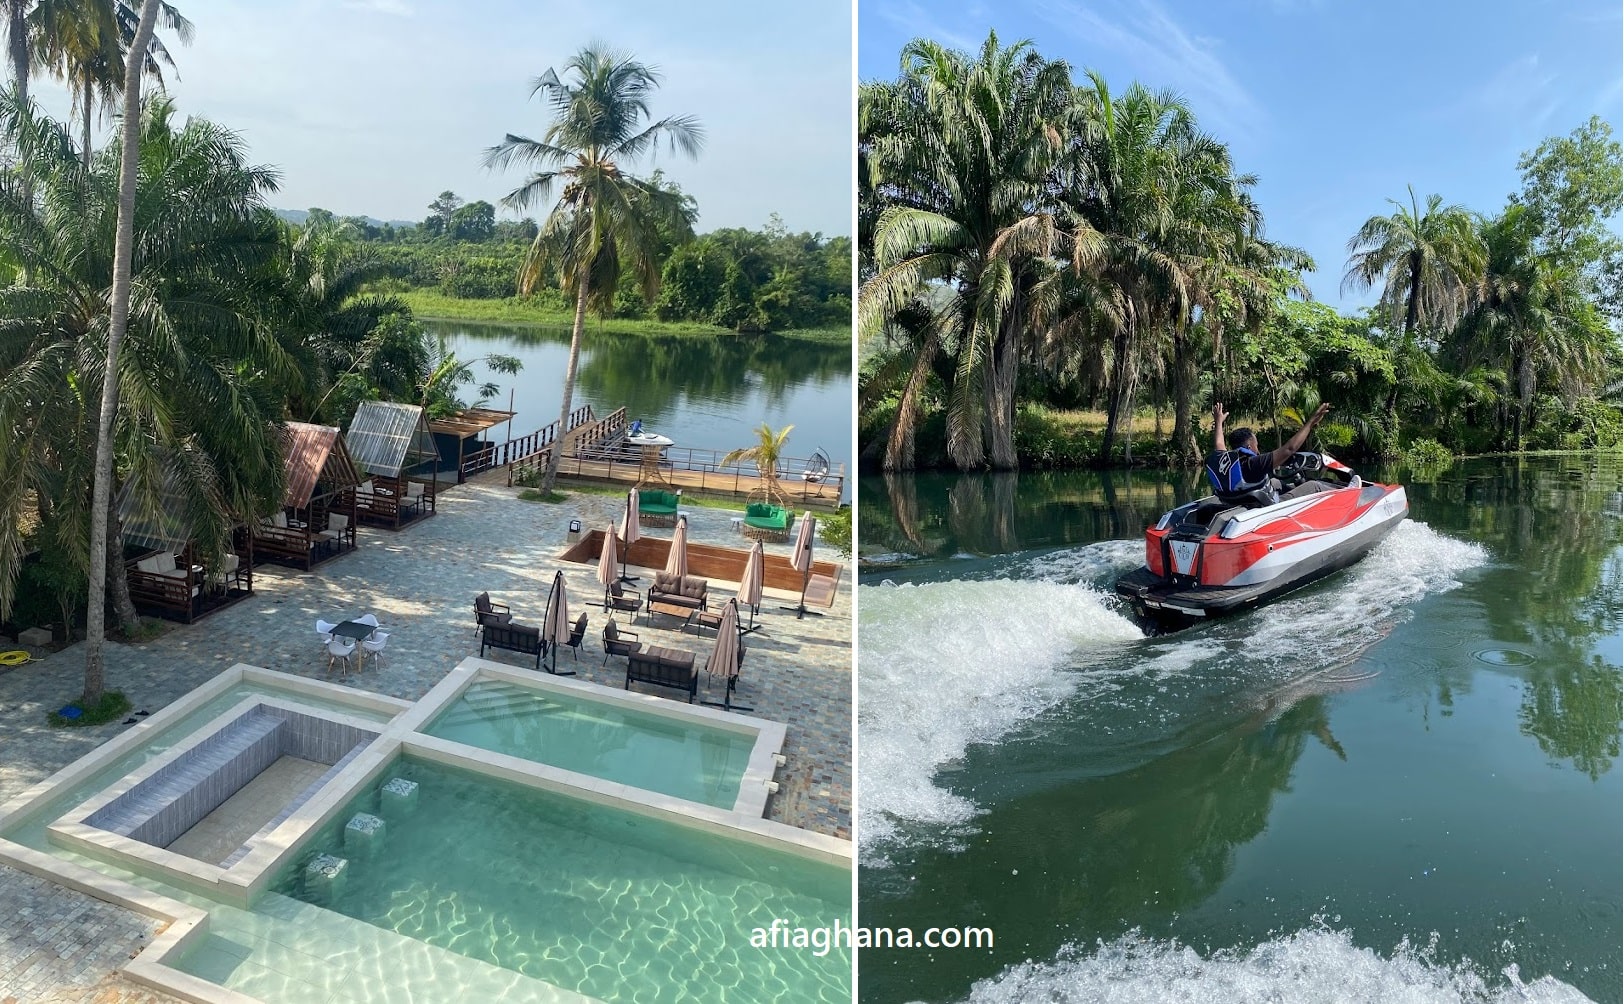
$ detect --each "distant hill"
[273,209,418,229]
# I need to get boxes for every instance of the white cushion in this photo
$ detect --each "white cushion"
[220,554,239,572]
[272,511,287,528]
[359,480,374,494]
[155,552,177,574]
[136,557,161,574]
[330,514,348,531]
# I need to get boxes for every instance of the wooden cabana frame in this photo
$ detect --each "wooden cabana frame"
[347,401,444,529]
[118,473,255,625]
[427,407,515,484]
[252,422,361,571]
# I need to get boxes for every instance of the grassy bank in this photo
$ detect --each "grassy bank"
[399,291,849,345]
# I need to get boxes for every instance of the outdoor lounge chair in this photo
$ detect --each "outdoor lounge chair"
[606,581,641,617]
[602,619,642,664]
[474,592,512,633]
[563,612,589,661]
[638,489,682,527]
[742,502,791,541]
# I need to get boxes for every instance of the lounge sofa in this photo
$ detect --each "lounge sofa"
[625,648,697,702]
[648,571,708,612]
[638,489,682,527]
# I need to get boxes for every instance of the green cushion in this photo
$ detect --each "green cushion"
[638,490,679,514]
[743,503,788,530]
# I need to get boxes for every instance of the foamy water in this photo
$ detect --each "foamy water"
[857,521,1490,863]
[954,925,1593,1004]
[857,577,1142,860]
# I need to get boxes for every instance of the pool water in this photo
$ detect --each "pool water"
[270,757,852,1003]
[421,679,755,808]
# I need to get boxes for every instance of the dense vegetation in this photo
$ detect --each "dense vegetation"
[858,33,1622,471]
[0,5,833,704]
[306,191,851,335]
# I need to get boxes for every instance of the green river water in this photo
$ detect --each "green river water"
[857,455,1620,1003]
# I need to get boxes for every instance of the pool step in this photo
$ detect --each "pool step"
[432,686,571,729]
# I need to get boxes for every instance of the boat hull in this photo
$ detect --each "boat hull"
[1115,483,1408,626]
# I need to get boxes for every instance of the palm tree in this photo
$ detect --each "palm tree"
[0,90,289,702]
[483,45,702,493]
[859,32,1076,471]
[722,423,793,507]
[32,0,191,168]
[1450,206,1611,448]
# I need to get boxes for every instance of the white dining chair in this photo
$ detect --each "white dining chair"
[326,636,356,676]
[361,630,390,670]
[356,613,380,628]
[316,619,336,643]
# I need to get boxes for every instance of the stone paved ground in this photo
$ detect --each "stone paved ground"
[0,481,851,1002]
[0,865,162,1003]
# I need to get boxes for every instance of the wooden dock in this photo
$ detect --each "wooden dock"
[551,454,844,507]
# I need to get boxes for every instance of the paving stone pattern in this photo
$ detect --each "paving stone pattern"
[0,482,852,1001]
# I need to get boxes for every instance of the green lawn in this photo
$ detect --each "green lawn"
[399,291,849,345]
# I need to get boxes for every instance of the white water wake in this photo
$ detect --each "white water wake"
[857,577,1141,862]
[857,522,1490,863]
[953,925,1593,1004]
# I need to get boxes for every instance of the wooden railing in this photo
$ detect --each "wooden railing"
[503,404,597,486]
[535,441,846,504]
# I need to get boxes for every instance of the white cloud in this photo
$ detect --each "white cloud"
[1030,0,1265,142]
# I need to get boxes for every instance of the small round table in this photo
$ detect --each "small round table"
[626,432,674,489]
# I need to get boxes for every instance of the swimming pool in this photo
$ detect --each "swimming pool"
[206,755,852,1003]
[421,677,758,808]
[0,662,851,1003]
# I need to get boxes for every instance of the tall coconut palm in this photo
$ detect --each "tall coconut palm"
[483,45,702,493]
[1343,186,1486,340]
[859,32,1078,471]
[722,423,793,507]
[32,0,190,168]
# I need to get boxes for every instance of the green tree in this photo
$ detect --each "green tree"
[1510,116,1623,319]
[449,198,495,241]
[0,92,289,700]
[860,32,1074,471]
[427,189,462,234]
[483,45,702,492]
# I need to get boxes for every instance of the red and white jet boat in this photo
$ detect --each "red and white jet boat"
[1115,453,1408,626]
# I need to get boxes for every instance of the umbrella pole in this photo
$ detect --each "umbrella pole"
[740,604,761,635]
[779,566,825,619]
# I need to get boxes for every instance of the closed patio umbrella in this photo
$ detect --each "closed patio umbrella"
[618,489,641,583]
[781,511,821,619]
[665,514,689,581]
[738,539,765,633]
[542,570,575,676]
[597,526,618,592]
[701,599,748,712]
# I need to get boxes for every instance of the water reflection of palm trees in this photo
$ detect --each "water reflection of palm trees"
[860,467,1201,567]
[860,698,1332,1004]
[1407,456,1622,780]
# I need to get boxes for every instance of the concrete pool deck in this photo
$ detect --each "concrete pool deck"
[0,479,852,1001]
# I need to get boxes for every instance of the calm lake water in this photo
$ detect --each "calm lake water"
[858,455,1621,1003]
[429,319,852,489]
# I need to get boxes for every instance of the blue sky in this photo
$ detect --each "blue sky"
[860,0,1623,311]
[32,0,853,236]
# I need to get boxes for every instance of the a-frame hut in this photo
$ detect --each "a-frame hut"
[252,422,361,571]
[346,401,443,529]
[119,470,254,624]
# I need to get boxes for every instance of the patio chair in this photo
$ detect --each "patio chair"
[356,613,380,632]
[563,613,588,661]
[326,636,356,676]
[605,581,641,618]
[475,592,512,633]
[361,630,390,670]
[602,619,642,665]
[315,619,336,644]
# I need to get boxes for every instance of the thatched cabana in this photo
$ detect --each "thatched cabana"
[427,407,515,484]
[347,401,443,529]
[252,422,361,571]
[119,472,254,624]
